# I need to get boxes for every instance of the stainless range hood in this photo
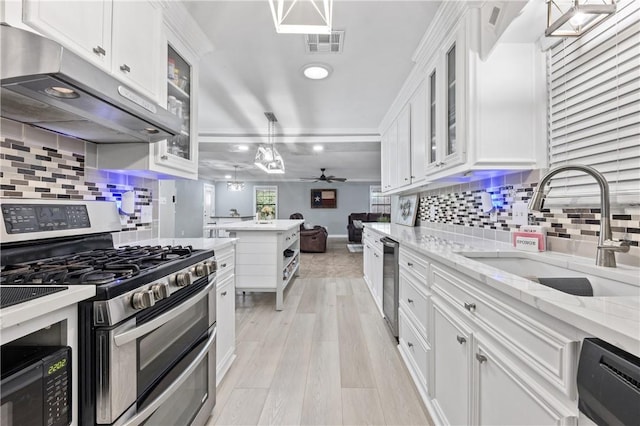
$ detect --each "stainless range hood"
[0,25,182,143]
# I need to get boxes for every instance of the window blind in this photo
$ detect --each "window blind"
[547,0,640,206]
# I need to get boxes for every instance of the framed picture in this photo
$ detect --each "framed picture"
[311,188,337,208]
[394,194,418,226]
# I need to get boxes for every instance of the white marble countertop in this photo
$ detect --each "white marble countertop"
[215,219,304,231]
[366,223,640,357]
[0,285,96,329]
[117,237,236,251]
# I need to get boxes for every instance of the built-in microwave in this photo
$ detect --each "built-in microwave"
[0,346,71,426]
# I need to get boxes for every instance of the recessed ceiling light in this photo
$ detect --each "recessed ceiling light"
[302,63,332,80]
[313,145,324,151]
[238,145,249,151]
[224,174,232,179]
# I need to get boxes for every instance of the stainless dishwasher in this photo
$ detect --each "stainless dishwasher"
[381,237,399,340]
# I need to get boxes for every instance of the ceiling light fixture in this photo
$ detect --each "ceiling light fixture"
[254,112,285,174]
[227,165,245,191]
[238,145,249,151]
[313,145,324,151]
[268,0,333,34]
[302,63,332,80]
[546,0,616,37]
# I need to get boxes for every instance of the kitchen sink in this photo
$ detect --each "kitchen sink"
[458,251,640,297]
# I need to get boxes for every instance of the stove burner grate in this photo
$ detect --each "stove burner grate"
[0,244,196,287]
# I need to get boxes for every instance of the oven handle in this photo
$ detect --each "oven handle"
[114,280,214,347]
[120,327,216,426]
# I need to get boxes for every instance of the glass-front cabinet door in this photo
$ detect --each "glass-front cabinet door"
[153,28,199,178]
[426,20,466,176]
[166,46,191,160]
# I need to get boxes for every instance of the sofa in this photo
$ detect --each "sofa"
[289,213,328,253]
[347,212,390,243]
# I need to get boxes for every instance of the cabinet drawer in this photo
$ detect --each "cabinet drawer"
[283,229,298,245]
[215,247,235,280]
[399,309,430,388]
[399,270,430,341]
[399,246,428,282]
[431,264,578,397]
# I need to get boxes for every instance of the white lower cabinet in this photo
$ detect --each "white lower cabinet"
[432,299,472,426]
[216,273,236,385]
[394,250,580,425]
[363,228,384,314]
[215,244,236,385]
[475,341,572,426]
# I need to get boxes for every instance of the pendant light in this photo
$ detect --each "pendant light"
[546,0,616,37]
[227,165,245,191]
[268,0,333,34]
[254,112,285,174]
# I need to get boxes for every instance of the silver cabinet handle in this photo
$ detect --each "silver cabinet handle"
[120,64,131,73]
[407,342,414,349]
[464,302,476,312]
[113,281,213,347]
[221,291,227,296]
[476,353,487,364]
[93,45,106,56]
[407,262,414,267]
[374,253,379,258]
[407,298,414,304]
[124,328,216,426]
[221,263,227,268]
[456,335,466,344]
[404,177,409,181]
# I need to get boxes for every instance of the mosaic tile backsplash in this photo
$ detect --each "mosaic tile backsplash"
[417,170,640,267]
[0,119,158,244]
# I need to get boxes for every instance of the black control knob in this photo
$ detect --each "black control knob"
[131,290,155,309]
[151,282,170,300]
[175,272,192,287]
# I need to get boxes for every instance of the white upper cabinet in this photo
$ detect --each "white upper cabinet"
[97,2,212,179]
[409,79,428,185]
[22,0,162,102]
[429,23,467,175]
[381,120,399,192]
[22,0,113,69]
[111,1,162,101]
[379,5,545,193]
[396,103,412,187]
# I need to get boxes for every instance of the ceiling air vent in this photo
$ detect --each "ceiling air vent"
[305,31,344,53]
[487,5,503,29]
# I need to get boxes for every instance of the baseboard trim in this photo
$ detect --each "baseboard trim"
[328,234,348,238]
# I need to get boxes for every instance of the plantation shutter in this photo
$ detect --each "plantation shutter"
[547,0,640,206]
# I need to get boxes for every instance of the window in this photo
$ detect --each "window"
[254,186,278,217]
[547,0,639,206]
[369,185,391,214]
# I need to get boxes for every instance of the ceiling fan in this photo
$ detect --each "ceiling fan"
[300,168,347,183]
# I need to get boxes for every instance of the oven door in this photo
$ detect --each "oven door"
[115,326,216,426]
[95,278,216,425]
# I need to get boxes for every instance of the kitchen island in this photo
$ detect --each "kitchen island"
[217,220,303,310]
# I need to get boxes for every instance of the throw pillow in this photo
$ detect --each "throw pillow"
[352,219,363,229]
[303,223,314,230]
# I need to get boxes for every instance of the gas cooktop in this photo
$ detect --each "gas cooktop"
[0,245,214,299]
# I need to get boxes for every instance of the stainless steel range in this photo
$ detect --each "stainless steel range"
[0,199,217,426]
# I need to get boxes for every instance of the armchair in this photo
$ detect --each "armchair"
[347,212,390,243]
[289,213,328,253]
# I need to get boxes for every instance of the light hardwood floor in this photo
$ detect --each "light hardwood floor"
[208,238,433,426]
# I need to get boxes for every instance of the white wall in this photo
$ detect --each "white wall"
[215,181,380,235]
